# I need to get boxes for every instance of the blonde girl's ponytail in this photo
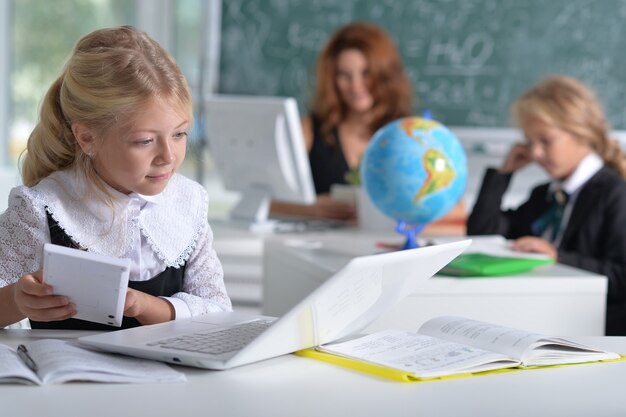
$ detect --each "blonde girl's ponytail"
[21,75,81,187]
[600,137,626,179]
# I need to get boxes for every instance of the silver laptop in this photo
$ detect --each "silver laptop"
[79,240,470,370]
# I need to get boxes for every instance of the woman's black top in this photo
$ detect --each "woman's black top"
[308,117,350,194]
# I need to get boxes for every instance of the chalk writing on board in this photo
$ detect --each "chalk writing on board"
[219,0,626,128]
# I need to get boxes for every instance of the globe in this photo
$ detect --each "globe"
[360,117,467,248]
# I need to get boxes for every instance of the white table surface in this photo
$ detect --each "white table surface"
[2,329,626,417]
[263,233,608,336]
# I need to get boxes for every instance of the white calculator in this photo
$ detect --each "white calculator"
[43,243,131,327]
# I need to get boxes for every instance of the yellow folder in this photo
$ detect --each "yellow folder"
[295,349,626,383]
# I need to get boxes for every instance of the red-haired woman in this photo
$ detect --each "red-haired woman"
[272,22,466,232]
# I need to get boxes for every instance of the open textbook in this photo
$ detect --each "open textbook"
[0,339,185,385]
[299,316,622,382]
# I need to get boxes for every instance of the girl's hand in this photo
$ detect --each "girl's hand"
[510,236,558,260]
[13,271,76,321]
[500,143,533,174]
[124,288,148,318]
[124,288,175,324]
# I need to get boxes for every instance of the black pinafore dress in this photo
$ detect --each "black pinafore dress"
[29,212,185,331]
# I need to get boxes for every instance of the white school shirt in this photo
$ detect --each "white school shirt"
[0,167,232,318]
[548,152,603,247]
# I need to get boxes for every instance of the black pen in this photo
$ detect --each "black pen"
[17,344,38,372]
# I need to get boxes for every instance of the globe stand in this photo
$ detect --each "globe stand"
[395,220,425,250]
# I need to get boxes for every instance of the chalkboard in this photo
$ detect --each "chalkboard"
[218,0,626,128]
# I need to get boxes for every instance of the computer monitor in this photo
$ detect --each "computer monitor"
[204,95,316,229]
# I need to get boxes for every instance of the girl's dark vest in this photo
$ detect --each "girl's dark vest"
[29,211,185,331]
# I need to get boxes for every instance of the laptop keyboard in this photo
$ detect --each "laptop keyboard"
[147,319,274,355]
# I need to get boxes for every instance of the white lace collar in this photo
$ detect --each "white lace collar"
[27,167,207,267]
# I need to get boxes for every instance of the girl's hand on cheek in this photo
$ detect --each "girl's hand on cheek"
[14,271,76,321]
[500,143,533,174]
[510,236,557,260]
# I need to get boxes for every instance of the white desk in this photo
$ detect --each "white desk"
[211,221,265,306]
[263,231,608,336]
[2,329,626,417]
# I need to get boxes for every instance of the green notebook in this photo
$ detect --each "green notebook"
[439,253,555,277]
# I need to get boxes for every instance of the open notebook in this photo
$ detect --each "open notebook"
[79,240,470,370]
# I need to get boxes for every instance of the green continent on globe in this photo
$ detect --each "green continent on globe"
[413,148,456,204]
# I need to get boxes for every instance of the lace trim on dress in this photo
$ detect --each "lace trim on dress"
[138,175,209,267]
[21,168,208,267]
[0,191,50,287]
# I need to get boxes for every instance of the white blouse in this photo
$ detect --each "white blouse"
[0,167,232,318]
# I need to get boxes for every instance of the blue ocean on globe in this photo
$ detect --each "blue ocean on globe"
[360,117,467,228]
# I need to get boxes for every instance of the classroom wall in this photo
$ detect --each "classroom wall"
[212,0,626,213]
[218,0,626,129]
